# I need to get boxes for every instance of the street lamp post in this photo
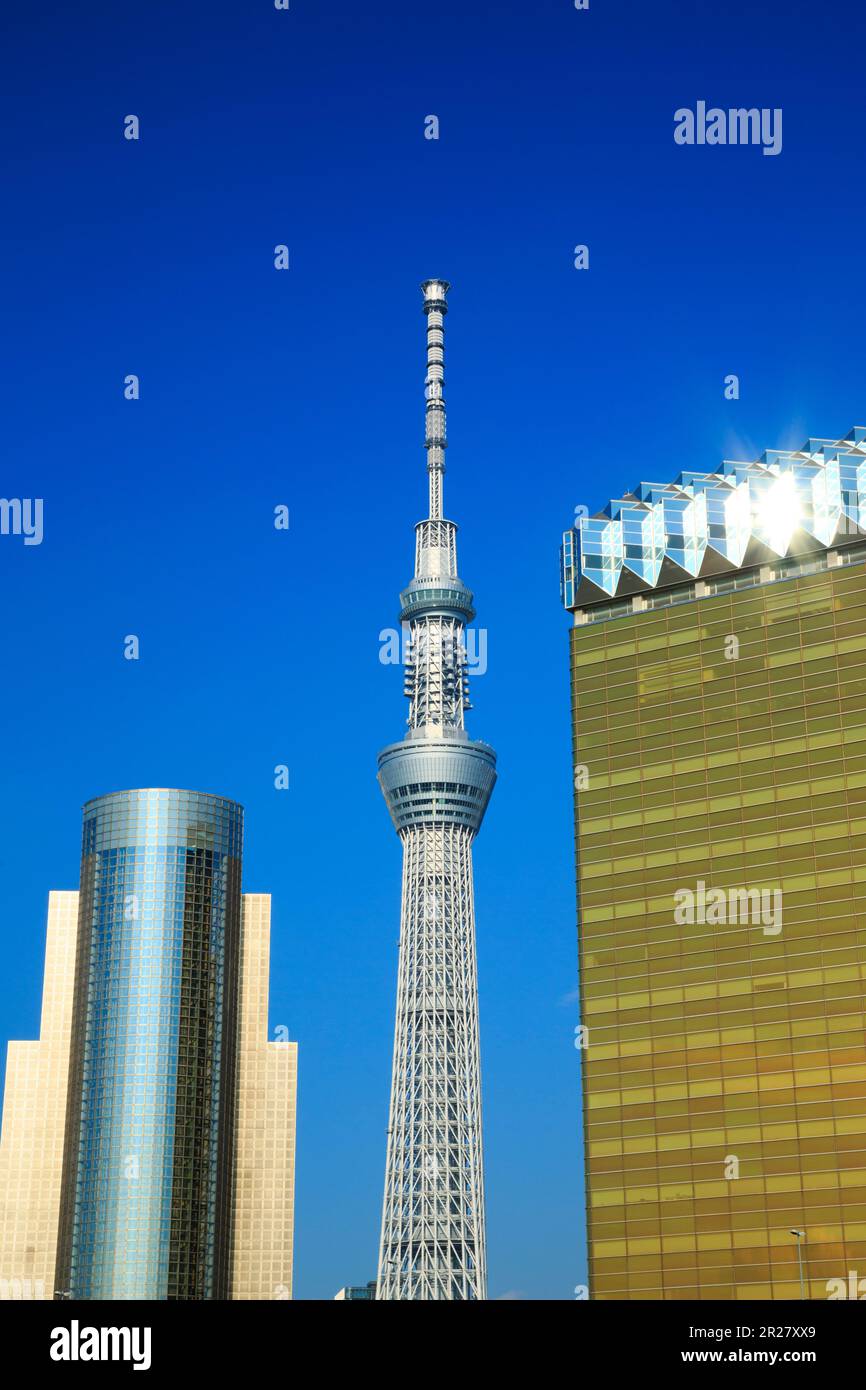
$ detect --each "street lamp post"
[790,1229,806,1300]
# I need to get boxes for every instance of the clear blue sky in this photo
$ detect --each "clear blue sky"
[1,0,865,1300]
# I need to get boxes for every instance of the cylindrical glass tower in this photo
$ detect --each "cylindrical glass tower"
[56,789,243,1300]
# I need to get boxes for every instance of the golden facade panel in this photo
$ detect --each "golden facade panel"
[571,560,866,1299]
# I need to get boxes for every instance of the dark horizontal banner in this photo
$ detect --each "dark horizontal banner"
[2,1296,859,1375]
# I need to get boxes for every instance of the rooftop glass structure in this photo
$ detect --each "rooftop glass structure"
[561,428,866,610]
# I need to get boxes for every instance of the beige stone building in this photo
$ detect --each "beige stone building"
[231,894,298,1300]
[0,891,78,1300]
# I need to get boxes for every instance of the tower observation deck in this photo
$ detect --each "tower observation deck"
[376,281,496,1301]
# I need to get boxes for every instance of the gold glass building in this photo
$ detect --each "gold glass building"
[0,796,297,1301]
[562,428,866,1300]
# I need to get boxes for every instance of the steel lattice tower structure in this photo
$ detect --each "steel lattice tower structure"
[376,280,496,1301]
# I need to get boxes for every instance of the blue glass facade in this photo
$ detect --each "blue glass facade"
[56,789,243,1300]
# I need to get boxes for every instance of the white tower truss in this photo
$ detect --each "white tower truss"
[376,280,496,1301]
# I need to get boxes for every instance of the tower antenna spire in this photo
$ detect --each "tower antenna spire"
[421,279,450,520]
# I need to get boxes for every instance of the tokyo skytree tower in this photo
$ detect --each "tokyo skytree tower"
[376,280,496,1301]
